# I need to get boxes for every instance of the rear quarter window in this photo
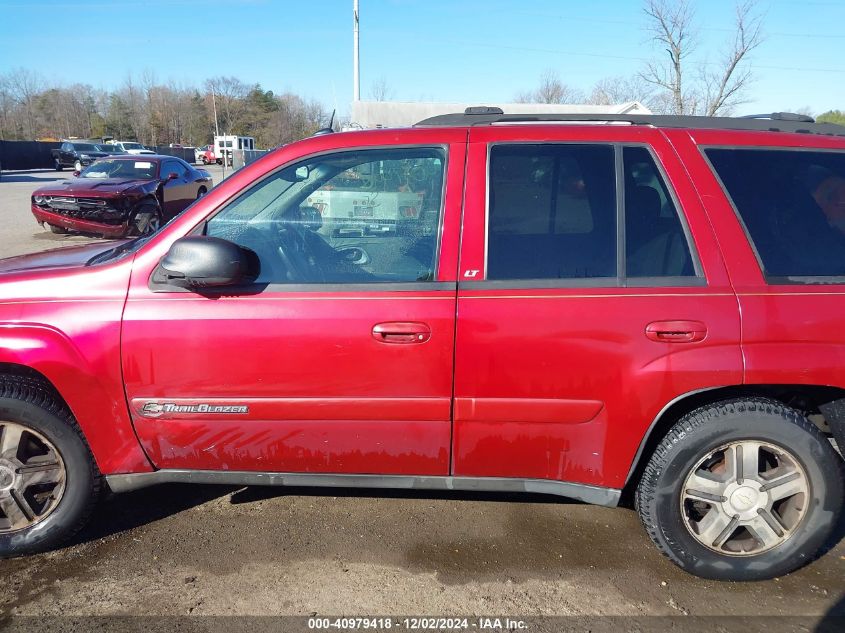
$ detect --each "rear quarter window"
[706,148,845,282]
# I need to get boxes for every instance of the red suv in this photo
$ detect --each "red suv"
[0,109,843,581]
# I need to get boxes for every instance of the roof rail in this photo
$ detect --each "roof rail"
[740,112,815,123]
[414,107,845,137]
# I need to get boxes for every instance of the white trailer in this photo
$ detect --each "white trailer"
[214,135,255,166]
[306,189,425,236]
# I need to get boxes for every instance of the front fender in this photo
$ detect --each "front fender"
[0,323,153,474]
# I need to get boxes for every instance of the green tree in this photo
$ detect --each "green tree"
[817,110,845,126]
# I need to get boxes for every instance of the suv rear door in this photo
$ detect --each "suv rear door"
[121,130,466,476]
[681,130,845,394]
[452,125,743,491]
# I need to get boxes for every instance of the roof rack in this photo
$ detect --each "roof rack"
[414,107,845,137]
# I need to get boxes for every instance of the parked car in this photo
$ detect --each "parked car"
[30,155,212,237]
[2,109,844,581]
[52,141,115,172]
[195,145,217,165]
[109,141,155,156]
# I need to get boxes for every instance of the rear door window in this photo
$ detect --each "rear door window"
[624,146,696,278]
[486,143,699,283]
[706,148,845,281]
[487,144,617,280]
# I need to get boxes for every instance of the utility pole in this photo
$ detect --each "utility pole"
[353,0,360,102]
[211,86,220,137]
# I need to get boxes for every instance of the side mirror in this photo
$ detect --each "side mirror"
[166,172,179,181]
[157,236,257,288]
[294,165,309,181]
[72,170,81,177]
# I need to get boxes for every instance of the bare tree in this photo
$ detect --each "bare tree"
[588,75,656,109]
[515,70,584,104]
[699,0,763,116]
[641,0,762,116]
[0,67,326,148]
[7,68,43,139]
[205,76,250,135]
[369,76,394,102]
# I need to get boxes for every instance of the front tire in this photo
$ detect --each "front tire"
[74,160,83,172]
[0,375,100,558]
[128,200,163,236]
[636,398,843,581]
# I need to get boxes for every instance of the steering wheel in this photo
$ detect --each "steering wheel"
[277,224,326,283]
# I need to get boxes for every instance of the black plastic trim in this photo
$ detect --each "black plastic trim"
[149,279,457,295]
[105,470,622,507]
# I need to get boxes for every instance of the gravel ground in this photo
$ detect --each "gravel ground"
[0,167,842,630]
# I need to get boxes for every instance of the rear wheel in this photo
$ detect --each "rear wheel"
[636,398,843,580]
[0,375,100,558]
[196,186,207,200]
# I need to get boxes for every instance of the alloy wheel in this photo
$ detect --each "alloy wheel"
[133,210,161,235]
[680,440,809,556]
[0,421,66,533]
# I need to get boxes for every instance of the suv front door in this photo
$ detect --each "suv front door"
[452,126,743,491]
[121,132,466,476]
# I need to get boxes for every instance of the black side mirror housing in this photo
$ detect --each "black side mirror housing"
[158,236,257,288]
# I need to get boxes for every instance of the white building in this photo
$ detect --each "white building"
[347,100,651,129]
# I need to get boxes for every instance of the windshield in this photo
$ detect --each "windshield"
[80,159,158,179]
[122,143,144,150]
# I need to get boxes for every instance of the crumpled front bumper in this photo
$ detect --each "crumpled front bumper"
[31,204,131,237]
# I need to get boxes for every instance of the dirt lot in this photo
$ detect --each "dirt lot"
[0,167,842,630]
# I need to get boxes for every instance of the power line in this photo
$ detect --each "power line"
[368,29,845,75]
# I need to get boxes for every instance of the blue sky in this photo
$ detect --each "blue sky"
[1,0,843,115]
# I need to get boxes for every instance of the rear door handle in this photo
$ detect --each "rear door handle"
[645,320,707,343]
[372,322,431,344]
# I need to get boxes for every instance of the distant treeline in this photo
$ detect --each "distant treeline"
[0,69,327,148]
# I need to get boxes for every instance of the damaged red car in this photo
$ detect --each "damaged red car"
[31,155,213,237]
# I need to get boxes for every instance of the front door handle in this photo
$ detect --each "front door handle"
[372,322,431,344]
[646,320,707,343]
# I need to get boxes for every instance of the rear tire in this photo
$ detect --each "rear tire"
[0,375,100,558]
[636,398,843,581]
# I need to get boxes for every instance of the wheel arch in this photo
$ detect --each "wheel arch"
[0,327,153,475]
[622,383,845,501]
